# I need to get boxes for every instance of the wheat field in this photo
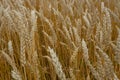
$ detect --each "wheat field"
[0,0,120,80]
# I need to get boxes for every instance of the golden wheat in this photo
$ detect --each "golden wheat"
[0,0,120,80]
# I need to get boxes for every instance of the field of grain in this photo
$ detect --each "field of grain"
[0,0,120,80]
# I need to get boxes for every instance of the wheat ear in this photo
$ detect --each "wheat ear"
[48,46,66,80]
